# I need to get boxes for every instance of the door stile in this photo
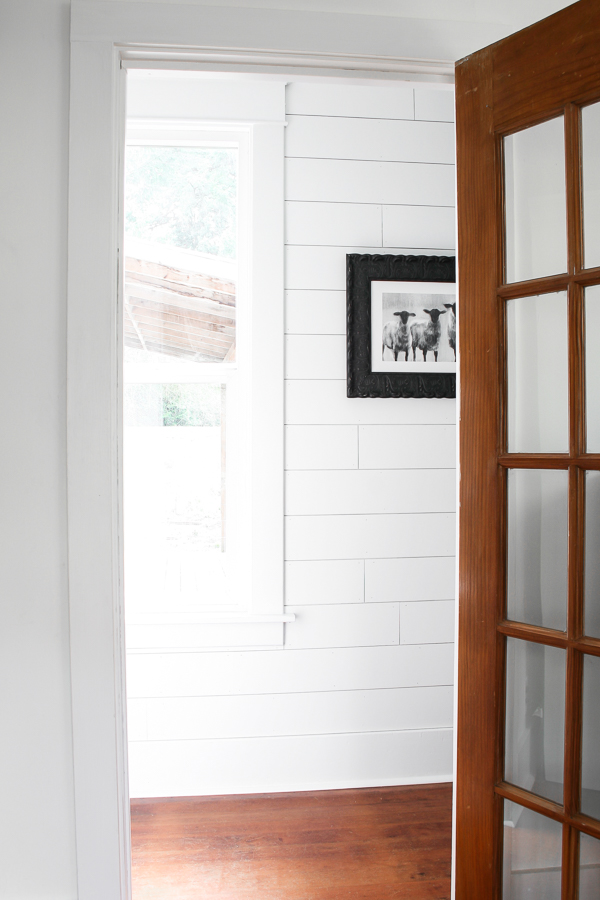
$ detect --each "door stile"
[563,641,583,816]
[564,92,585,900]
[494,112,509,900]
[563,466,584,897]
[569,283,585,458]
[456,45,503,899]
[564,463,584,853]
[565,103,583,278]
[562,824,580,900]
[568,468,585,644]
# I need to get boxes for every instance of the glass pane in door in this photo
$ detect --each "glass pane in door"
[505,638,565,803]
[580,831,600,899]
[582,102,600,270]
[506,293,569,453]
[507,469,568,630]
[585,471,600,637]
[585,286,600,451]
[582,654,600,819]
[503,800,562,899]
[504,116,567,283]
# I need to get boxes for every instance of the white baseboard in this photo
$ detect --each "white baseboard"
[128,728,453,798]
[131,774,454,800]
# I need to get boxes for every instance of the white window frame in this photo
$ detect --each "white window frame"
[122,111,292,652]
[67,5,453,899]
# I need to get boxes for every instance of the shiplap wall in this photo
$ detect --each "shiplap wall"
[127,79,457,798]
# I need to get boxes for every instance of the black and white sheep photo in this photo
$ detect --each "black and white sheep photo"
[378,289,456,368]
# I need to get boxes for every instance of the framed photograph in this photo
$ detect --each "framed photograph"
[346,254,456,398]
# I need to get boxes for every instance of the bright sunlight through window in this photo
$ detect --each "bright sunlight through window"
[123,142,245,616]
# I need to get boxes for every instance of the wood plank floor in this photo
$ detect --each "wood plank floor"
[131,783,452,899]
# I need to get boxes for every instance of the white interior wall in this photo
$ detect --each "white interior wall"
[0,0,576,895]
[0,2,77,898]
[126,78,457,797]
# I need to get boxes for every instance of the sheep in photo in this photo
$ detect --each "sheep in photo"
[411,307,447,362]
[382,310,415,361]
[444,302,456,361]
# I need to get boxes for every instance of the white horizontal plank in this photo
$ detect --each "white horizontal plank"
[414,88,455,123]
[285,469,456,515]
[383,205,455,250]
[286,245,454,291]
[286,158,455,206]
[359,424,456,469]
[286,115,455,165]
[125,643,455,699]
[400,600,456,645]
[285,513,455,561]
[285,82,414,120]
[128,729,453,798]
[285,200,382,247]
[365,557,456,604]
[129,685,453,743]
[285,290,346,335]
[285,380,457,426]
[127,698,148,742]
[125,621,284,652]
[285,333,346,379]
[285,559,364,604]
[285,425,358,470]
[284,602,399,649]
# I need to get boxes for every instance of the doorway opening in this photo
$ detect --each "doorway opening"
[120,67,456,898]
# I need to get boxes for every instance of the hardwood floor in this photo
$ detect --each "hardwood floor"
[131,783,452,899]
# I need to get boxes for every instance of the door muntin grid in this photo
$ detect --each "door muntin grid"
[500,101,600,899]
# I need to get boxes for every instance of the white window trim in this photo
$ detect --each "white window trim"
[68,5,454,899]
[122,113,293,653]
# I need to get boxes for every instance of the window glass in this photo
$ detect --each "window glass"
[585,285,600,451]
[507,469,568,631]
[506,292,568,453]
[504,117,567,284]
[503,801,562,900]
[582,102,600,270]
[580,831,600,899]
[505,638,565,804]
[123,143,242,615]
[585,471,600,637]
[582,654,600,820]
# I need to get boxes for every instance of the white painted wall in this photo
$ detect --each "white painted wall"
[0,2,77,898]
[126,78,457,797]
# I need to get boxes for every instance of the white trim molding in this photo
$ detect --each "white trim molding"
[120,45,454,78]
[68,38,130,900]
[72,1,457,81]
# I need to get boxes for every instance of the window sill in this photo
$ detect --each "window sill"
[125,612,295,653]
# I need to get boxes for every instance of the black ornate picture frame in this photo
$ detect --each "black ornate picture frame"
[346,254,456,399]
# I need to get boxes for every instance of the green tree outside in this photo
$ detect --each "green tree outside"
[125,146,237,259]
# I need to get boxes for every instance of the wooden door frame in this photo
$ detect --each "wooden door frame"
[456,1,600,895]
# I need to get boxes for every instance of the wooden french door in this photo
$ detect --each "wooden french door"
[456,1,600,897]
